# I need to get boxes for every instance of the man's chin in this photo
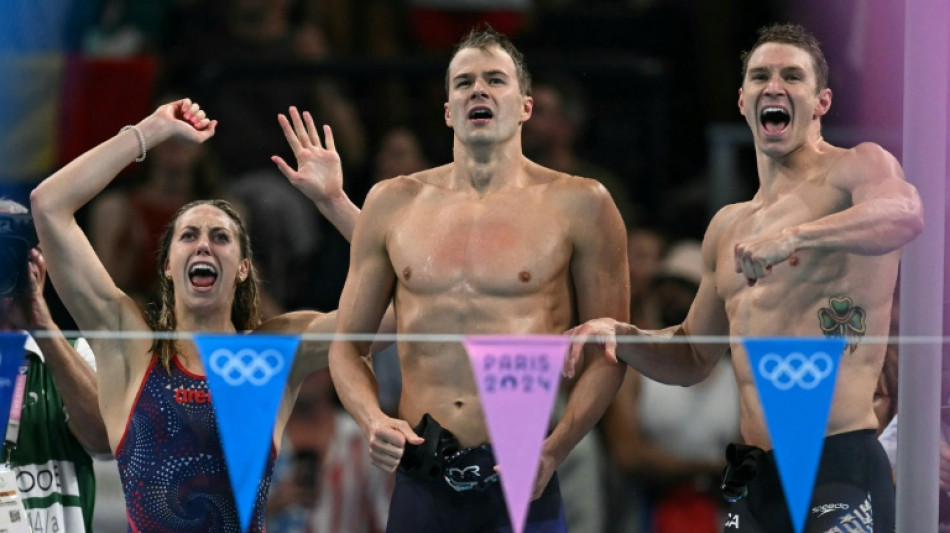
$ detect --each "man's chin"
[756,136,793,157]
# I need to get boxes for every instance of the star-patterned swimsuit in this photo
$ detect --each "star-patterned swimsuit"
[115,356,274,533]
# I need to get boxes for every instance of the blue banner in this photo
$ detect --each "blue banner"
[0,333,27,435]
[743,337,845,533]
[194,334,300,533]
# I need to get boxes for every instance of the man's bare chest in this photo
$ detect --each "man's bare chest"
[387,202,571,295]
[715,192,851,303]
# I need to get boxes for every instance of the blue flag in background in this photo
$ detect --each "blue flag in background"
[194,334,300,533]
[0,332,27,435]
[743,337,845,533]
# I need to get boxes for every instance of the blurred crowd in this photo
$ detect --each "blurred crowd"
[4,0,800,319]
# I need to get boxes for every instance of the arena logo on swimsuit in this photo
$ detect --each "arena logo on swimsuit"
[174,387,210,404]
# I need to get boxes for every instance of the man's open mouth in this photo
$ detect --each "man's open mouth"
[760,106,790,135]
[468,107,494,121]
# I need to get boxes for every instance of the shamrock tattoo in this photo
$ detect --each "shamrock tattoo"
[817,296,867,354]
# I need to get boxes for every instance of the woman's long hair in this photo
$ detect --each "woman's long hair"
[147,199,261,371]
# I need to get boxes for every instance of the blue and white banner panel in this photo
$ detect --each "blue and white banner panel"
[743,337,845,533]
[194,334,300,533]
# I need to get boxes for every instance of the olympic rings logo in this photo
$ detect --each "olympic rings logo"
[208,348,284,386]
[757,351,833,391]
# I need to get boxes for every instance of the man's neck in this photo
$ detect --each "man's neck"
[755,130,827,200]
[453,141,525,195]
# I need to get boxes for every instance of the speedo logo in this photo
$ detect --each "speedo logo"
[174,387,210,404]
[812,502,849,517]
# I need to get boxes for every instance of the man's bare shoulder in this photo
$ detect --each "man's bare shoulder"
[365,165,452,209]
[370,164,452,197]
[531,166,628,245]
[708,201,751,233]
[404,164,455,188]
[704,201,752,247]
[826,141,905,189]
[534,164,615,209]
[849,141,897,162]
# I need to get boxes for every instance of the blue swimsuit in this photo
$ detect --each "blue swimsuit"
[115,356,274,532]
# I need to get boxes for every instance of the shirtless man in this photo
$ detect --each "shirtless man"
[568,23,923,533]
[328,27,629,532]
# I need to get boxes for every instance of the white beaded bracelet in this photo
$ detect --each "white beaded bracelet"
[120,125,147,162]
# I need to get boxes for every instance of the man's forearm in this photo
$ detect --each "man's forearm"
[790,197,923,256]
[329,342,385,432]
[34,331,111,455]
[617,323,726,387]
[546,359,625,466]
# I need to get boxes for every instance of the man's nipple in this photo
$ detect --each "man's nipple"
[519,271,531,283]
[403,267,412,280]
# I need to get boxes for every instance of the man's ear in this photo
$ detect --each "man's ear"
[444,102,452,127]
[814,87,832,119]
[737,87,745,115]
[520,95,533,124]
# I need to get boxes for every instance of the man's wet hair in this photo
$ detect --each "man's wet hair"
[740,23,829,92]
[445,25,532,97]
